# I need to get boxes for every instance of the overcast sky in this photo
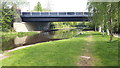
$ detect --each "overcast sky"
[21,0,88,12]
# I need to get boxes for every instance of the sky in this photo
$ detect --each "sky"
[21,0,88,12]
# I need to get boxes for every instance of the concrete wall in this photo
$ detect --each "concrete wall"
[13,22,50,32]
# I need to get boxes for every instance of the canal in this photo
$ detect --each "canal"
[2,28,82,51]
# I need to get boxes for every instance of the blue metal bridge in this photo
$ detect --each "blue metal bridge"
[21,12,92,22]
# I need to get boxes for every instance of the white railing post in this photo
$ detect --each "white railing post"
[82,12,84,16]
[75,12,76,15]
[40,12,41,15]
[48,12,50,16]
[57,12,59,16]
[65,12,67,16]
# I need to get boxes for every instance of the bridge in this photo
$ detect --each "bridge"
[21,12,92,22]
[14,12,92,32]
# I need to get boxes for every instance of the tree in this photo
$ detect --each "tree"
[0,1,15,31]
[34,2,42,11]
[87,2,119,42]
[0,0,27,32]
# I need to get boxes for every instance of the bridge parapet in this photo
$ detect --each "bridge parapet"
[21,12,92,17]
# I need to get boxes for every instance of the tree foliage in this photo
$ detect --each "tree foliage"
[87,2,119,42]
[34,2,42,11]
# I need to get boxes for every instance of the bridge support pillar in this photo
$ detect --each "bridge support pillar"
[13,22,50,32]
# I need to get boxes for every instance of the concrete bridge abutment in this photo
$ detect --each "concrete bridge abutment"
[13,22,50,32]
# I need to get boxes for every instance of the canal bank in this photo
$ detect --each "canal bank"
[1,28,82,51]
[1,31,118,66]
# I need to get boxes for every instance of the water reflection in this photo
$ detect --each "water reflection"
[2,29,81,51]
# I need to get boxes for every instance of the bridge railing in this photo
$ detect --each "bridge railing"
[21,12,92,16]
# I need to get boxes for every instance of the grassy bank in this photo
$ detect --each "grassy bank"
[1,31,119,66]
[2,36,86,66]
[92,33,118,66]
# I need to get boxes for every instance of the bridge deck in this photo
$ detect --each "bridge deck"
[21,12,92,22]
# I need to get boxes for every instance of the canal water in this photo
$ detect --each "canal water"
[2,29,82,51]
